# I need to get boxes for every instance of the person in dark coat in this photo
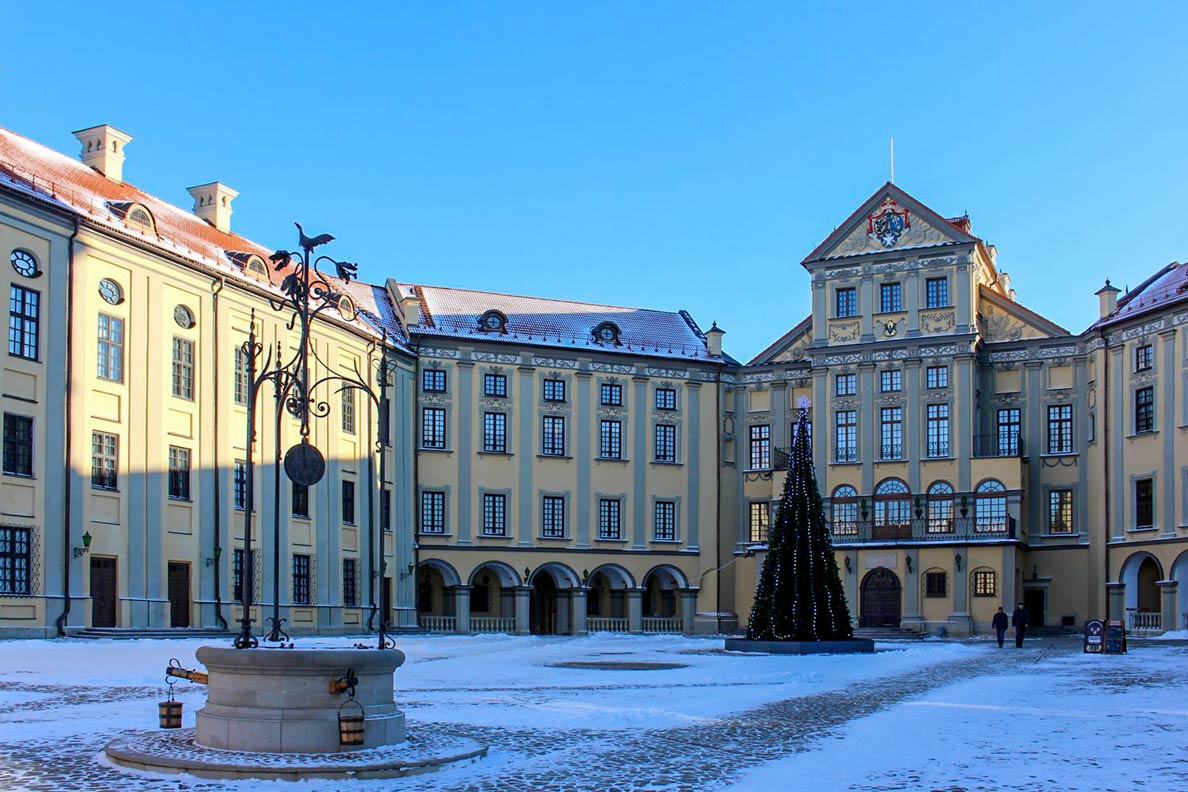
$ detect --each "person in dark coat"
[1011,603,1030,648]
[992,606,1009,648]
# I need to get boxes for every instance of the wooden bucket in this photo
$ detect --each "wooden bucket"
[158,700,183,729]
[337,699,366,746]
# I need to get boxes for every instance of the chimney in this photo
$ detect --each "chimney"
[998,270,1011,298]
[72,124,133,182]
[386,278,422,326]
[187,182,239,233]
[705,322,725,357]
[1096,280,1121,319]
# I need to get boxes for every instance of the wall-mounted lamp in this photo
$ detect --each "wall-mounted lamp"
[914,496,923,520]
[959,495,969,518]
[398,561,416,580]
[905,555,913,574]
[524,566,532,583]
[844,556,852,574]
[859,498,869,521]
[205,545,222,567]
[582,568,590,585]
[955,553,963,572]
[73,531,92,559]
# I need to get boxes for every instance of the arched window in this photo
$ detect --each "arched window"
[831,485,859,535]
[592,321,622,346]
[246,256,268,279]
[126,204,156,234]
[477,309,508,334]
[926,481,954,534]
[972,568,997,597]
[874,478,911,538]
[975,480,1007,533]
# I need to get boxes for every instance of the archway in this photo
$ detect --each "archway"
[416,559,460,631]
[641,565,687,632]
[1120,551,1164,632]
[469,562,521,633]
[586,564,634,631]
[1171,550,1188,632]
[860,567,902,628]
[529,562,581,635]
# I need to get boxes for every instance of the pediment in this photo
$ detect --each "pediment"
[749,316,812,365]
[978,286,1068,342]
[803,183,978,265]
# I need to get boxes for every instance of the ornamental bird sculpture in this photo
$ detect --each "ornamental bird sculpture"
[296,223,335,249]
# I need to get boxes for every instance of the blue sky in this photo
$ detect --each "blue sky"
[3,3,1186,360]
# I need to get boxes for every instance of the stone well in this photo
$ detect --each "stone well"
[194,646,406,753]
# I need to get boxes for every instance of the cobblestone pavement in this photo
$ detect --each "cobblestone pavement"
[0,638,1074,792]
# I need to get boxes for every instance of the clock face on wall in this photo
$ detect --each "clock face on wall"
[98,278,124,305]
[174,305,195,329]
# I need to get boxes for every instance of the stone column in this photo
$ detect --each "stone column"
[514,585,532,635]
[900,552,923,632]
[679,588,698,635]
[570,587,589,636]
[1158,581,1178,632]
[1107,582,1125,622]
[947,550,974,637]
[626,588,644,633]
[450,586,471,634]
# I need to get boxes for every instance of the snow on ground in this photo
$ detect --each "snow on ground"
[720,643,1188,792]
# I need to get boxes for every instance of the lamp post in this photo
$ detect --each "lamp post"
[234,224,395,650]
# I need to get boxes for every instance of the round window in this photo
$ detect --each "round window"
[98,278,124,305]
[174,304,195,329]
[10,250,39,278]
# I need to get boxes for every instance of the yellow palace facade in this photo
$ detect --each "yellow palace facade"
[0,122,1184,639]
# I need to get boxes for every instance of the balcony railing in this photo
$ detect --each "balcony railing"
[641,616,682,634]
[471,616,515,633]
[419,615,456,633]
[827,517,1017,544]
[588,617,629,633]
[1127,610,1162,634]
[974,432,1023,458]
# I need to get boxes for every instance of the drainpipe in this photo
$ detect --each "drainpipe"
[1101,328,1111,620]
[55,215,81,636]
[210,277,227,629]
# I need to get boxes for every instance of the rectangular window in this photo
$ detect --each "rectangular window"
[483,373,508,398]
[420,491,446,534]
[342,558,358,607]
[880,370,902,393]
[167,446,190,500]
[234,344,250,405]
[1049,490,1073,534]
[835,373,856,396]
[292,483,309,518]
[926,404,950,458]
[997,408,1021,456]
[1135,387,1155,433]
[341,388,356,434]
[880,282,902,313]
[422,369,446,392]
[599,420,622,459]
[926,366,948,389]
[341,480,356,525]
[91,431,118,490]
[231,550,253,600]
[1135,479,1153,528]
[292,554,311,605]
[835,410,857,463]
[925,277,948,309]
[233,460,248,510]
[1047,404,1073,454]
[97,315,124,382]
[749,502,770,543]
[421,407,446,449]
[381,487,391,531]
[655,388,677,411]
[1135,344,1153,371]
[598,498,621,540]
[543,378,566,402]
[600,383,623,406]
[542,415,566,456]
[835,287,857,318]
[656,424,677,463]
[880,407,903,460]
[654,500,676,541]
[542,496,566,538]
[748,424,770,469]
[171,337,195,400]
[8,285,39,360]
[483,412,508,453]
[973,569,996,597]
[0,526,31,595]
[482,493,507,536]
[924,571,947,598]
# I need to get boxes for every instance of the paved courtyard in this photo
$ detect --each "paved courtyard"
[0,633,1185,791]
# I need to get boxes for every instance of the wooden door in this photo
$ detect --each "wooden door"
[860,567,902,628]
[90,557,117,628]
[168,562,190,628]
[531,574,557,634]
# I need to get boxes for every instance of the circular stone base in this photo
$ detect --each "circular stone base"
[105,729,486,781]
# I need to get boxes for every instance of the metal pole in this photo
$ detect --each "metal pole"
[234,318,259,649]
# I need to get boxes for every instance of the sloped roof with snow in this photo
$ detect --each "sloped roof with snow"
[0,124,412,353]
[398,283,721,363]
[1093,263,1187,329]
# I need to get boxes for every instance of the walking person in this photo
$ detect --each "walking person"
[992,606,1009,648]
[1011,602,1030,648]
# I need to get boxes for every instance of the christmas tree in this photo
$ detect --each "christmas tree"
[747,406,853,641]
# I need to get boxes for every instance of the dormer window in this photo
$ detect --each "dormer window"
[247,256,268,279]
[226,251,270,282]
[125,204,155,234]
[477,309,508,334]
[337,295,356,321]
[592,321,622,346]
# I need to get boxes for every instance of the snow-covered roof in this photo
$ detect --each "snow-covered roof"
[1094,262,1186,329]
[399,283,721,362]
[0,124,410,352]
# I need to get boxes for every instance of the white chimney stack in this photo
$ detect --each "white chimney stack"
[1096,280,1121,320]
[72,124,133,183]
[386,279,422,326]
[187,182,239,233]
[705,322,725,357]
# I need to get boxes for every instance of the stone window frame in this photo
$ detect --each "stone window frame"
[651,496,681,543]
[595,494,626,541]
[417,486,450,536]
[479,488,511,538]
[539,490,570,540]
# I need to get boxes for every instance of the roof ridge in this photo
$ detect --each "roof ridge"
[408,281,685,316]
